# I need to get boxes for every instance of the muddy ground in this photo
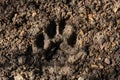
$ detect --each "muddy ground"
[0,0,120,80]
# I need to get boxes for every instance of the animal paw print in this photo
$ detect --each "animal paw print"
[34,19,77,61]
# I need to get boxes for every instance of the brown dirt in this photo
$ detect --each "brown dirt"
[0,0,120,80]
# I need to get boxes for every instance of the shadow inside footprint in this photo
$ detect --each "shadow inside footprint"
[67,32,77,47]
[35,33,44,48]
[45,20,56,38]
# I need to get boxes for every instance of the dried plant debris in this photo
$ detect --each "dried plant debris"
[0,0,120,80]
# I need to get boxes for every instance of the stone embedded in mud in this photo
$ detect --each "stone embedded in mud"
[32,11,36,17]
[19,30,26,37]
[91,64,98,68]
[113,1,120,13]
[98,64,104,69]
[88,14,94,21]
[104,58,110,64]
[78,77,84,80]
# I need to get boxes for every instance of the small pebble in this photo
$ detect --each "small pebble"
[104,58,110,64]
[91,64,98,68]
[20,30,26,37]
[78,77,84,80]
[32,12,36,17]
[99,64,104,69]
[88,14,94,21]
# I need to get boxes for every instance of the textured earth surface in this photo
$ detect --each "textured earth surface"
[0,0,120,80]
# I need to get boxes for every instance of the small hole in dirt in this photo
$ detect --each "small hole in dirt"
[59,19,66,34]
[46,20,56,38]
[84,44,90,55]
[25,45,32,56]
[9,76,14,80]
[35,33,44,48]
[21,15,27,24]
[67,32,77,47]
[34,68,43,75]
[94,37,97,40]
[107,29,110,31]
[15,22,22,28]
[99,33,102,35]
[28,1,39,9]
[62,75,68,80]
[63,0,71,5]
